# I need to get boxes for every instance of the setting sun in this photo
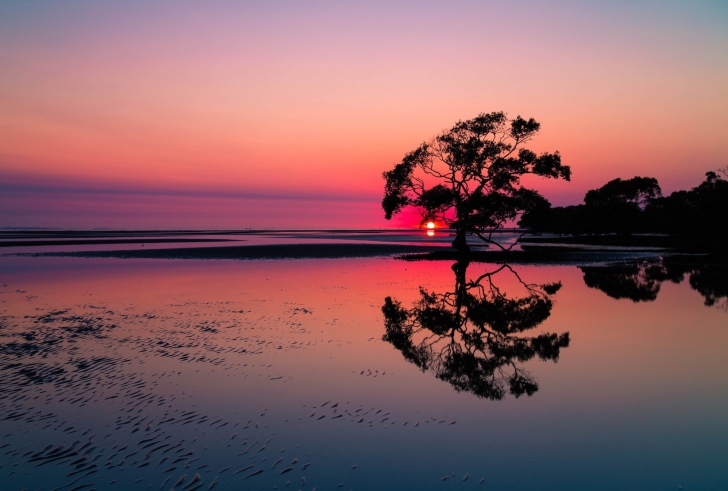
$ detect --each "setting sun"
[426,221,435,229]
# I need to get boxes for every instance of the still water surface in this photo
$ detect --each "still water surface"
[0,238,726,490]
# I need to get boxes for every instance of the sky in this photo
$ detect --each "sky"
[1,0,726,229]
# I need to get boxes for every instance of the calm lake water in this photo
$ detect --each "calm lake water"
[1,232,726,490]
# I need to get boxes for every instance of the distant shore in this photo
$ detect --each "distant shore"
[18,242,711,266]
[5,229,725,263]
[22,243,445,260]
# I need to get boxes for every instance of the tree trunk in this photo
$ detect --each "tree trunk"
[451,259,469,293]
[452,227,470,255]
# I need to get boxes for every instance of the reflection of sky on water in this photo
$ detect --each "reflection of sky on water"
[0,254,726,490]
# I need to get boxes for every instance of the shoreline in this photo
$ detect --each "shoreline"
[18,242,446,260]
[14,242,724,267]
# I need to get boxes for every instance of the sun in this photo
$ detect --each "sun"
[425,221,436,229]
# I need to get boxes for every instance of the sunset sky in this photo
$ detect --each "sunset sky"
[1,0,726,229]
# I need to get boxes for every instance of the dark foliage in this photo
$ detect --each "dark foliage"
[645,171,728,237]
[382,112,570,252]
[581,261,680,302]
[521,172,728,238]
[580,257,728,309]
[382,261,570,400]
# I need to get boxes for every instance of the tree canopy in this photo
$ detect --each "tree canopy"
[583,176,662,235]
[382,112,571,252]
[583,176,661,208]
[520,171,728,238]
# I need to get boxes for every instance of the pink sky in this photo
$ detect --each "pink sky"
[1,1,726,229]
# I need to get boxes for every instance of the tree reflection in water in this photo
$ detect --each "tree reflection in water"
[580,257,728,309]
[382,261,569,400]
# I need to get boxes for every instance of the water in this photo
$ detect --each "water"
[0,233,726,490]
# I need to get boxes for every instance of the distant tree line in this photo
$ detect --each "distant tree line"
[519,169,728,237]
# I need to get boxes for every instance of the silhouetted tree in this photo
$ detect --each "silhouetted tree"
[580,258,728,309]
[521,176,661,235]
[584,177,662,209]
[382,261,570,400]
[519,204,591,235]
[689,266,728,309]
[587,177,660,234]
[646,171,728,238]
[580,261,682,302]
[522,172,728,240]
[382,112,571,253]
